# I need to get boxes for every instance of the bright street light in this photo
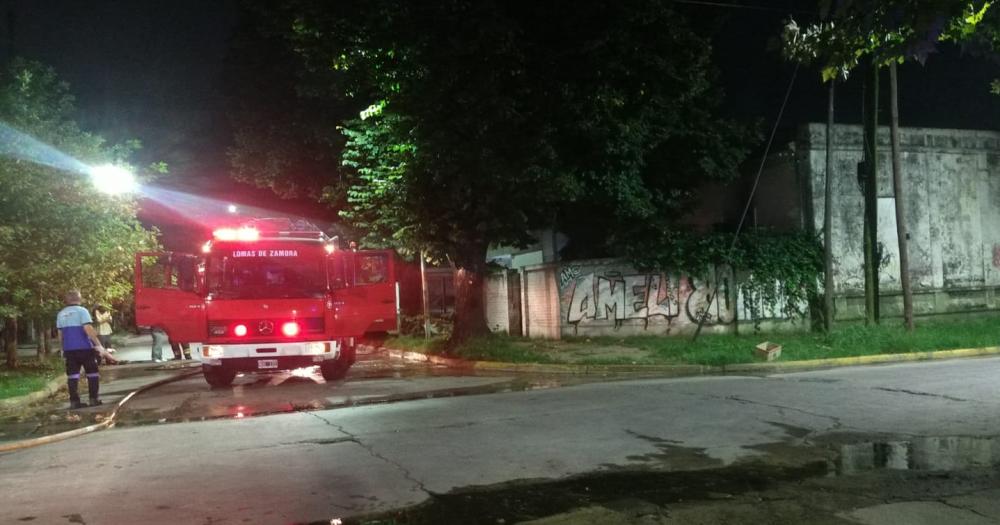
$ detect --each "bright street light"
[89,164,136,195]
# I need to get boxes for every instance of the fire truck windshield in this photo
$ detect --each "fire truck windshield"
[206,247,327,299]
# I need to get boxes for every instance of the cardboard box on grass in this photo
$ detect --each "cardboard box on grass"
[754,341,782,361]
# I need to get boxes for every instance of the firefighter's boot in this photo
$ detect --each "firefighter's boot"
[68,376,85,409]
[86,373,100,406]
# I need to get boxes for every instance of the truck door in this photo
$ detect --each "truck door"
[331,250,398,335]
[354,250,398,333]
[134,252,206,343]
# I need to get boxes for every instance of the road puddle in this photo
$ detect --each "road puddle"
[313,435,1000,525]
[312,461,828,525]
[836,436,1000,475]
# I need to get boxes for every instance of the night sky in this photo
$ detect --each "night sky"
[6,0,235,169]
[5,0,1000,250]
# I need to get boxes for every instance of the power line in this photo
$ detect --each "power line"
[673,0,814,15]
[692,63,800,341]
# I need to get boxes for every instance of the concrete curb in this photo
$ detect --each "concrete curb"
[0,368,201,454]
[721,346,1000,374]
[382,345,1000,377]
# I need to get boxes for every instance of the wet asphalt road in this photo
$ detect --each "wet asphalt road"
[114,354,581,427]
[1,354,999,524]
[3,340,588,441]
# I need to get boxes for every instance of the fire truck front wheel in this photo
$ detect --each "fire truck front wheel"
[320,343,356,381]
[320,360,350,381]
[203,365,236,387]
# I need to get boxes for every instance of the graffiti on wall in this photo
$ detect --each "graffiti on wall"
[559,265,582,288]
[560,264,789,333]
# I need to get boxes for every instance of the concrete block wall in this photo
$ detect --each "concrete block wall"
[483,259,806,339]
[484,271,511,333]
[556,259,800,337]
[800,124,1000,320]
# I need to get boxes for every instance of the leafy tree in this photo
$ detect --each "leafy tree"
[232,0,754,342]
[0,59,158,367]
[783,1,992,79]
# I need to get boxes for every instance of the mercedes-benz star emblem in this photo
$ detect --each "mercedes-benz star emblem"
[258,320,274,335]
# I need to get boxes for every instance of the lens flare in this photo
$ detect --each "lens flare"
[89,164,137,194]
[0,124,142,195]
[0,123,91,174]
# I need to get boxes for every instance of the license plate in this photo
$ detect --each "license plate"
[257,359,278,369]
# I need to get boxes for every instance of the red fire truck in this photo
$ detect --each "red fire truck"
[134,218,397,386]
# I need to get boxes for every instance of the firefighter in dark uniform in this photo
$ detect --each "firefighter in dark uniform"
[56,290,105,409]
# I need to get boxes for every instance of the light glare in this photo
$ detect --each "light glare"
[213,227,259,241]
[89,164,136,195]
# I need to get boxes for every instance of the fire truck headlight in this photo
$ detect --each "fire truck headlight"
[281,321,300,337]
[233,324,248,337]
[204,345,225,358]
[304,342,327,355]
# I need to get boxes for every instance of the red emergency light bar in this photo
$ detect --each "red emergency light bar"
[213,227,260,241]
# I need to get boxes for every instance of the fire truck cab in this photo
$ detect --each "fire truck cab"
[134,218,397,386]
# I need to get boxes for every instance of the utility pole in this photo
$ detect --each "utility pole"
[420,250,431,339]
[889,63,913,331]
[862,60,880,325]
[824,79,835,332]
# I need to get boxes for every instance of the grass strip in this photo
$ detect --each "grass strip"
[388,317,1000,367]
[0,357,61,400]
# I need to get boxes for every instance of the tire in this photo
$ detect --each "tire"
[320,343,357,381]
[203,365,236,387]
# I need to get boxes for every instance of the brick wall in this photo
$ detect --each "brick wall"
[484,271,510,333]
[524,265,561,339]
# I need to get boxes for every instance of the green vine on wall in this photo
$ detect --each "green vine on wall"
[624,229,823,329]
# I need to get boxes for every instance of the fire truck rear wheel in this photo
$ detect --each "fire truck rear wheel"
[203,365,236,387]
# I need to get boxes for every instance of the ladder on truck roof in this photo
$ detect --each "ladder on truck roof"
[242,218,328,241]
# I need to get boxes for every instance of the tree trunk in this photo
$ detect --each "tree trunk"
[450,243,490,344]
[4,316,17,368]
[37,320,50,357]
[862,60,880,325]
[824,78,836,333]
[889,63,914,331]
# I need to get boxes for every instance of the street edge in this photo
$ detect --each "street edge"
[0,367,202,454]
[0,361,200,415]
[379,345,1000,376]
